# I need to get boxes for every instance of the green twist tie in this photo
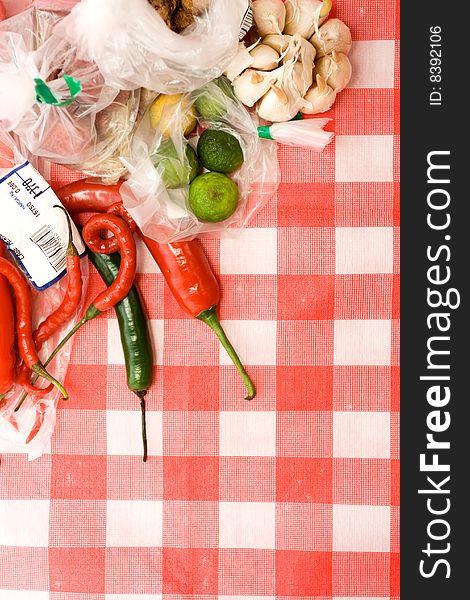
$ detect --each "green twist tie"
[257,126,273,140]
[34,75,82,107]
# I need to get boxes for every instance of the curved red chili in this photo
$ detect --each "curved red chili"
[42,213,137,371]
[0,257,68,399]
[0,246,16,397]
[17,207,83,402]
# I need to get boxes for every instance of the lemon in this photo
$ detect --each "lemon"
[149,94,197,137]
[189,172,239,223]
[197,129,244,174]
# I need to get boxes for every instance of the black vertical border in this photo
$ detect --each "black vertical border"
[401,1,467,598]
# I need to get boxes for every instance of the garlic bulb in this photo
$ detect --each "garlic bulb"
[250,44,280,71]
[310,19,352,57]
[302,74,337,114]
[257,62,306,122]
[284,0,323,39]
[313,50,352,92]
[252,0,286,36]
[233,68,281,107]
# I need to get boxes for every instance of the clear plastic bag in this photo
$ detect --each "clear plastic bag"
[120,78,279,243]
[0,6,118,166]
[57,0,251,94]
[0,130,89,460]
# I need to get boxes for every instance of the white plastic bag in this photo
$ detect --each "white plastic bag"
[120,77,279,243]
[58,0,252,94]
[0,130,89,460]
[0,7,118,166]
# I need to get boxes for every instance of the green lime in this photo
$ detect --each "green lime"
[193,76,236,121]
[197,129,244,174]
[189,172,239,223]
[151,139,201,189]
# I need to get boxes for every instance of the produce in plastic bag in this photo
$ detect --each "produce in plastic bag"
[0,130,89,459]
[120,77,279,243]
[0,6,118,166]
[57,0,252,93]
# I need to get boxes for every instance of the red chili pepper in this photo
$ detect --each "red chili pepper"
[0,247,16,397]
[43,213,137,369]
[0,255,68,400]
[16,207,83,403]
[56,180,255,399]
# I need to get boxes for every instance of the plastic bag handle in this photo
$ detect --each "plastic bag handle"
[34,75,82,107]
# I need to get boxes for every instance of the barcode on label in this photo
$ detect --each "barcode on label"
[30,225,66,273]
[239,6,253,39]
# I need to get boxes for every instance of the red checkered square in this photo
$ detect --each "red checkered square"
[391,505,400,554]
[163,366,219,411]
[277,321,334,366]
[163,411,218,456]
[49,548,105,594]
[333,366,392,411]
[335,274,393,320]
[105,548,162,595]
[49,500,106,547]
[219,366,276,412]
[277,183,335,227]
[391,458,400,506]
[335,182,395,227]
[278,275,335,320]
[0,547,49,591]
[163,457,218,501]
[162,548,218,595]
[218,275,277,321]
[276,503,333,551]
[332,551,390,596]
[276,458,332,503]
[276,550,332,596]
[390,552,400,597]
[279,134,335,183]
[336,88,395,136]
[219,457,275,502]
[219,548,275,595]
[51,409,106,455]
[134,272,165,320]
[163,501,218,548]
[278,227,335,275]
[50,594,105,600]
[277,366,333,411]
[339,0,398,40]
[106,456,163,500]
[163,319,219,366]
[64,365,108,411]
[51,455,106,500]
[333,458,391,505]
[0,454,51,500]
[277,411,333,457]
[391,410,400,460]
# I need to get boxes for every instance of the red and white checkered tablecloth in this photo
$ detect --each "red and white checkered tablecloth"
[0,0,400,598]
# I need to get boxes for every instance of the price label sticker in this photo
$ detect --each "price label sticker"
[0,161,85,290]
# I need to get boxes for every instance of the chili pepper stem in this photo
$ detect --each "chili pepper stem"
[15,305,101,412]
[197,305,256,400]
[135,390,148,462]
[32,363,69,400]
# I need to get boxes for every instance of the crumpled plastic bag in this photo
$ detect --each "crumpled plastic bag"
[57,0,252,94]
[0,6,118,166]
[0,129,89,460]
[120,78,279,243]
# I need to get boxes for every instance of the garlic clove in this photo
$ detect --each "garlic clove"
[284,0,324,39]
[262,33,293,54]
[310,18,352,58]
[257,86,300,122]
[313,51,352,92]
[252,0,287,36]
[250,44,281,71]
[224,42,255,82]
[302,74,337,114]
[233,68,280,107]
